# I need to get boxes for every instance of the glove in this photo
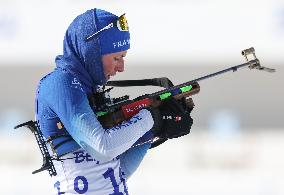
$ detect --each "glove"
[181,97,194,114]
[148,98,194,140]
[159,98,193,139]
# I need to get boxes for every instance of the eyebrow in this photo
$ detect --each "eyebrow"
[114,55,125,60]
[116,54,126,59]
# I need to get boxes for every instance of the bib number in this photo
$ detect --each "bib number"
[54,167,128,194]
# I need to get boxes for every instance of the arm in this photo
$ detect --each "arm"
[120,131,153,179]
[47,73,154,162]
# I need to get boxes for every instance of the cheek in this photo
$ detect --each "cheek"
[115,59,124,72]
[103,59,113,74]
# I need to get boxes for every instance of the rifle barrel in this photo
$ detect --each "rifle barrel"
[191,61,252,83]
[150,60,253,97]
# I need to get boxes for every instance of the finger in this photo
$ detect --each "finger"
[161,99,179,113]
[166,98,185,113]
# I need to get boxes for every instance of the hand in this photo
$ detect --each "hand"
[159,98,193,139]
[148,98,194,140]
[181,97,195,114]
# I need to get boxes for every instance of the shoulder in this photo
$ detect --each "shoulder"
[37,69,87,107]
[39,69,85,93]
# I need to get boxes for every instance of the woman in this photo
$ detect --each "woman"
[36,8,193,194]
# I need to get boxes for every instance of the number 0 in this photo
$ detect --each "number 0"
[74,176,88,194]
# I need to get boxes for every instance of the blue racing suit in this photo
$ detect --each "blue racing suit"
[35,8,154,195]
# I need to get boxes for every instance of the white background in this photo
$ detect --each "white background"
[0,0,283,66]
[0,1,283,195]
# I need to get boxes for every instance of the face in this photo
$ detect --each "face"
[102,51,127,80]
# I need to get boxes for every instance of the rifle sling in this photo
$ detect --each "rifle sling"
[106,77,174,88]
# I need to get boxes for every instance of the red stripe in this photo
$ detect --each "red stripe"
[121,98,152,118]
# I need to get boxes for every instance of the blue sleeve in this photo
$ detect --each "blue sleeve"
[120,131,153,179]
[44,72,154,162]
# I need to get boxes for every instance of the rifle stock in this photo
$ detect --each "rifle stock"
[98,82,200,128]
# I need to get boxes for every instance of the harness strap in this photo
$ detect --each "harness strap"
[46,134,72,143]
[52,138,75,150]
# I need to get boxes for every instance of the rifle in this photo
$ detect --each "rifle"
[14,47,275,176]
[93,47,275,129]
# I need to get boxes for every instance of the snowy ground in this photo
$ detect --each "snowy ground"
[1,129,284,195]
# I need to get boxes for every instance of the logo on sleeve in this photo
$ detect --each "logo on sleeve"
[71,78,84,92]
[107,115,143,133]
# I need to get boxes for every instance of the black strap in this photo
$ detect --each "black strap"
[46,134,72,143]
[52,138,75,150]
[106,77,174,88]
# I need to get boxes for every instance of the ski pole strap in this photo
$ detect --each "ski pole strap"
[106,77,174,88]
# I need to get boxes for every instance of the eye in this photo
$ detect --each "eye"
[114,57,120,61]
